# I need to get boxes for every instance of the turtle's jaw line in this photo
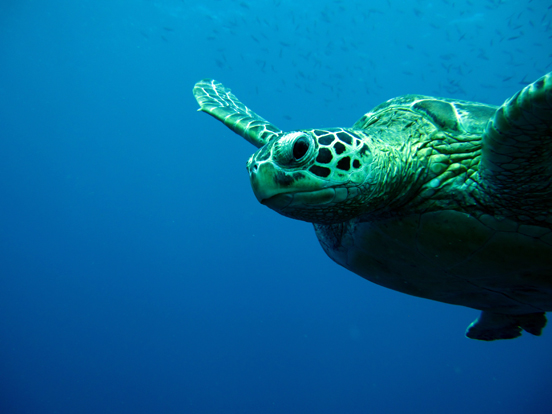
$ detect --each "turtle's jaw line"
[261,193,294,210]
[261,187,350,211]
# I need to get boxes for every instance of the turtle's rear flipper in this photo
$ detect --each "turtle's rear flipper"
[465,311,547,341]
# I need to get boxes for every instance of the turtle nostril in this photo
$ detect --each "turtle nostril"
[248,162,259,173]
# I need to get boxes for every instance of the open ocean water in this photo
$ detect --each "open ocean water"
[1,1,552,413]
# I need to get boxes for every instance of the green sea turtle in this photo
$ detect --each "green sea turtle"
[193,72,552,340]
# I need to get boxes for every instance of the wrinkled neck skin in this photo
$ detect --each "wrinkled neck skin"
[335,129,485,226]
[349,129,432,220]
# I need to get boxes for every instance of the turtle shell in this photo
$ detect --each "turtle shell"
[315,210,552,315]
[353,94,498,136]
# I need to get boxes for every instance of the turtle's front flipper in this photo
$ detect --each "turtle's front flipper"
[466,311,547,341]
[193,79,281,148]
[480,72,552,207]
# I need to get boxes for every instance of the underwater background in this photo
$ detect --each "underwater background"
[1,0,552,413]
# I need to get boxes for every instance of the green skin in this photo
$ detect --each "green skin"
[193,73,552,340]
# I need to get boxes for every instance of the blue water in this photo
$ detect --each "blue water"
[1,1,551,413]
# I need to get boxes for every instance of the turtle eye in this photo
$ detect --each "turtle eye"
[273,131,314,166]
[293,137,309,160]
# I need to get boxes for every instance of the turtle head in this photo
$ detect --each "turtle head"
[247,128,372,224]
[194,79,422,225]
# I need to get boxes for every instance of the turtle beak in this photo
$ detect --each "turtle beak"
[248,161,284,204]
[250,164,295,211]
